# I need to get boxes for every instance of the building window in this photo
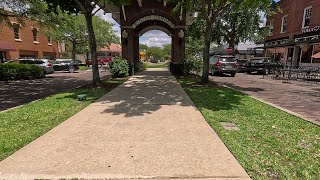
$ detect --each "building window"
[32,27,38,43]
[269,20,275,36]
[302,6,312,28]
[281,15,288,33]
[13,23,20,40]
[48,36,52,45]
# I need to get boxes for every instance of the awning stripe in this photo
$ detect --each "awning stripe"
[312,52,320,59]
[0,41,16,51]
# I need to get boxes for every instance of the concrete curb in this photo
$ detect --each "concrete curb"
[221,84,319,126]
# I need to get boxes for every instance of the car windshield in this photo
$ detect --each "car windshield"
[220,57,236,62]
[20,60,44,64]
[54,60,71,64]
[249,59,265,63]
[238,60,248,63]
[209,57,219,63]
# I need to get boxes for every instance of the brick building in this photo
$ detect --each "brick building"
[0,17,60,62]
[265,0,320,67]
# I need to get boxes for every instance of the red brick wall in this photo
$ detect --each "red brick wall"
[266,0,320,41]
[0,17,59,60]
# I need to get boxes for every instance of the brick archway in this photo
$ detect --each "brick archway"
[118,0,187,75]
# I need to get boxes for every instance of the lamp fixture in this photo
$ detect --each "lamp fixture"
[178,29,184,38]
[122,30,128,39]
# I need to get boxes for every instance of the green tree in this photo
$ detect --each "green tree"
[43,10,118,62]
[94,16,120,48]
[139,44,148,51]
[212,3,276,50]
[44,10,87,61]
[146,46,164,61]
[0,0,46,27]
[44,0,129,85]
[175,0,274,83]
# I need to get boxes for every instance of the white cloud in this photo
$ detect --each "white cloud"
[140,30,171,47]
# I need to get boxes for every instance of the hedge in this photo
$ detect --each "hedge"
[0,63,44,81]
[109,57,129,78]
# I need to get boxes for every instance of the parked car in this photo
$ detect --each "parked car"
[98,56,113,65]
[237,59,249,73]
[76,60,86,66]
[209,55,238,77]
[4,60,15,64]
[53,59,79,73]
[246,57,282,75]
[19,59,54,74]
[85,57,112,66]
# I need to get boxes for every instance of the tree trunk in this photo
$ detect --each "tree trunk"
[85,13,101,85]
[201,19,213,84]
[72,40,76,61]
[229,38,235,50]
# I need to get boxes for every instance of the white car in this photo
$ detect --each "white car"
[19,59,54,74]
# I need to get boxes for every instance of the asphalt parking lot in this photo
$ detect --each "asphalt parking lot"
[211,73,320,125]
[0,69,110,112]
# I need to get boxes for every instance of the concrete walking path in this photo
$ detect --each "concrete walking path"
[0,69,249,179]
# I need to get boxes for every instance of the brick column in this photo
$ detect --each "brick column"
[121,28,135,75]
[170,28,185,75]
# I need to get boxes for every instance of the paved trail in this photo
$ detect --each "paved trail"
[0,69,249,180]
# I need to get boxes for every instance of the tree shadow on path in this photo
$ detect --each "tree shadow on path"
[97,70,193,117]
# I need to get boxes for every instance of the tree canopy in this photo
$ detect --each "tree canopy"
[174,0,275,83]
[42,0,129,85]
[0,0,46,26]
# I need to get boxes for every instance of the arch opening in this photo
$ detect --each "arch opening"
[139,30,172,64]
[119,1,186,75]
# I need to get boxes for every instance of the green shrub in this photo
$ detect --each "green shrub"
[109,57,129,78]
[184,56,203,76]
[79,66,89,71]
[0,63,44,81]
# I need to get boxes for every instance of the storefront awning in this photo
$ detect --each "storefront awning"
[312,52,320,59]
[0,41,16,51]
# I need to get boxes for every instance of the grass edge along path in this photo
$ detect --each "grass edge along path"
[178,77,320,180]
[146,63,168,69]
[0,79,127,161]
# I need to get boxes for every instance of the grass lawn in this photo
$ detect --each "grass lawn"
[146,63,168,68]
[79,66,90,71]
[0,79,126,161]
[178,77,320,179]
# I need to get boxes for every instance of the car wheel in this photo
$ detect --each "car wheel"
[212,71,219,76]
[69,67,75,73]
[264,68,270,75]
[209,68,213,76]
[41,70,46,78]
[230,73,236,77]
[247,71,252,74]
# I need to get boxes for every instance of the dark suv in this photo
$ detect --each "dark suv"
[53,59,79,73]
[246,57,282,75]
[209,55,238,77]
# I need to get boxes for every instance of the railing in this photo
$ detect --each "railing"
[267,65,320,85]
